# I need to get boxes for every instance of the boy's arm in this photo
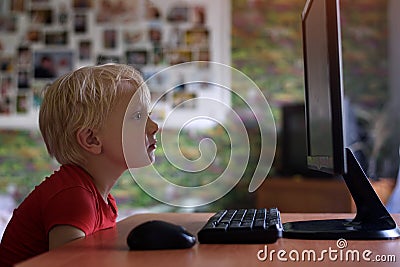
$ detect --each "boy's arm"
[48,225,85,250]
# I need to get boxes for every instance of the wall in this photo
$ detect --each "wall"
[0,0,230,129]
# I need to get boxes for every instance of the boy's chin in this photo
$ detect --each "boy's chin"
[125,158,155,169]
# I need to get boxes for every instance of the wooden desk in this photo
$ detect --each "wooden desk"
[17,213,400,267]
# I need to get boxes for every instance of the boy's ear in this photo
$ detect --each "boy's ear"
[76,128,102,154]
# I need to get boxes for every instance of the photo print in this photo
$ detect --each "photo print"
[30,8,53,25]
[11,0,25,12]
[96,54,120,65]
[44,31,68,45]
[25,28,42,43]
[58,3,69,25]
[0,15,17,32]
[33,50,74,79]
[72,0,93,9]
[0,75,13,114]
[172,91,196,109]
[123,28,144,46]
[126,49,148,66]
[0,56,14,73]
[74,13,87,34]
[17,70,30,88]
[167,5,189,22]
[103,29,117,49]
[78,40,92,61]
[17,46,32,66]
[16,92,30,113]
[96,0,140,23]
[31,80,48,107]
[167,49,192,65]
[185,27,209,47]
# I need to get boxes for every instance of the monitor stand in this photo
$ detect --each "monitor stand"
[283,148,400,240]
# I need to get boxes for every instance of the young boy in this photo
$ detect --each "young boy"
[0,63,159,266]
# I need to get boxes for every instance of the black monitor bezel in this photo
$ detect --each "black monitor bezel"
[302,0,346,175]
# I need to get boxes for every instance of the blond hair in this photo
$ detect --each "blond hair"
[39,63,149,165]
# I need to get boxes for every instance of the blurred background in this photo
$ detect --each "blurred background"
[1,0,399,238]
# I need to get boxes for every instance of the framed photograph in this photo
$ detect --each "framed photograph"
[33,50,74,79]
[78,40,92,61]
[126,50,147,66]
[18,46,32,66]
[0,76,14,96]
[0,56,14,73]
[31,80,48,107]
[31,0,49,3]
[25,28,42,43]
[146,4,161,20]
[0,15,17,32]
[185,27,209,47]
[0,97,12,114]
[74,13,87,33]
[96,0,139,23]
[96,55,120,65]
[167,49,192,65]
[152,46,164,65]
[30,8,53,25]
[103,29,117,49]
[11,0,25,12]
[148,27,162,44]
[0,75,13,114]
[167,5,189,22]
[16,92,30,113]
[193,6,206,25]
[172,91,196,109]
[44,31,68,45]
[58,3,69,25]
[17,70,30,88]
[73,0,93,9]
[123,29,144,46]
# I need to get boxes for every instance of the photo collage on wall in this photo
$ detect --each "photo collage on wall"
[0,0,212,119]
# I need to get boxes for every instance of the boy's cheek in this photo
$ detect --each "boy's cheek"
[123,143,152,168]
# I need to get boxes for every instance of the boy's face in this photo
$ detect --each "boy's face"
[98,83,158,170]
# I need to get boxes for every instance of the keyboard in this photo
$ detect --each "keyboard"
[197,208,283,244]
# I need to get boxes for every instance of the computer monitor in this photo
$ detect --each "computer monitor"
[279,103,332,178]
[302,0,345,175]
[282,0,400,240]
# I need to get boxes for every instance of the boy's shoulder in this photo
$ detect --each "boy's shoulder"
[44,164,93,187]
[14,164,99,220]
[32,164,96,199]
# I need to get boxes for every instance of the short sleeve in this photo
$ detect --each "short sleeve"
[43,187,97,235]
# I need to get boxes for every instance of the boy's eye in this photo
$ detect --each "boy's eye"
[133,112,142,120]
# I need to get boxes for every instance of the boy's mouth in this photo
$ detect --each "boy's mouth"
[147,142,157,151]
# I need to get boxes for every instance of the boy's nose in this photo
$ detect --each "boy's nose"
[146,117,159,135]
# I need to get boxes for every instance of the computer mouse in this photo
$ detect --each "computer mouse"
[127,220,196,250]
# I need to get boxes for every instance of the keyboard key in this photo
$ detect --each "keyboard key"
[198,208,283,244]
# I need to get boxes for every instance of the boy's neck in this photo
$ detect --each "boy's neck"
[81,162,124,203]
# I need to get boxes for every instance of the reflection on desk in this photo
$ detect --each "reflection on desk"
[17,213,400,267]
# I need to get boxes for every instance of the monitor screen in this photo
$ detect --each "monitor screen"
[302,0,346,175]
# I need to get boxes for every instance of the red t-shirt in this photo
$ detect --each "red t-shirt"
[0,164,118,267]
